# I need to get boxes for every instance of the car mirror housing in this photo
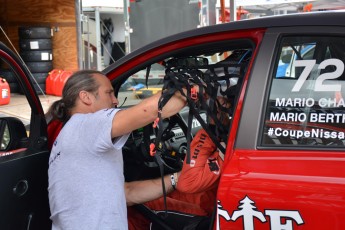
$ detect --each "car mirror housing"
[0,117,28,151]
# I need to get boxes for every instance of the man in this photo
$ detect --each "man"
[47,70,188,230]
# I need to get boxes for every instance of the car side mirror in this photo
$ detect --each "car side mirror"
[0,117,28,151]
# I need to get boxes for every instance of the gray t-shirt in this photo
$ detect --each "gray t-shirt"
[48,109,129,230]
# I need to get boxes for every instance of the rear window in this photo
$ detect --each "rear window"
[262,36,345,147]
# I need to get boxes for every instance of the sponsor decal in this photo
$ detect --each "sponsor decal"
[208,158,220,174]
[217,196,304,230]
[267,58,345,142]
[191,132,207,162]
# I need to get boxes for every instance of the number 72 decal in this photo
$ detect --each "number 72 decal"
[291,59,344,92]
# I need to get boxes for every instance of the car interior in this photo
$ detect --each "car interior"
[115,44,253,228]
[120,47,252,182]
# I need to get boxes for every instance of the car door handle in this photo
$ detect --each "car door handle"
[13,179,29,197]
[26,213,33,230]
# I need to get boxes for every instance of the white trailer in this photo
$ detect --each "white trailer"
[82,0,126,70]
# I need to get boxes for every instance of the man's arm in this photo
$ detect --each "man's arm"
[125,174,176,206]
[112,90,187,138]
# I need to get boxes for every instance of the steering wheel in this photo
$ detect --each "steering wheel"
[141,113,190,173]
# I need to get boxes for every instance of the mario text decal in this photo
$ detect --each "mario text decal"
[267,58,345,143]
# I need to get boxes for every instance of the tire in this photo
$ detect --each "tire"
[0,69,17,83]
[19,39,52,50]
[34,83,46,95]
[26,61,53,73]
[18,27,52,39]
[30,72,49,84]
[8,82,20,94]
[19,83,46,95]
[20,50,53,62]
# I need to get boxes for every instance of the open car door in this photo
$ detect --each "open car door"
[0,42,51,229]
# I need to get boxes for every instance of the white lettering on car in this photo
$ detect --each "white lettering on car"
[309,112,345,123]
[275,97,345,108]
[318,97,345,107]
[275,98,315,107]
[217,196,304,230]
[270,112,307,122]
[291,59,343,92]
[270,112,345,123]
[217,200,231,230]
[265,210,304,230]
[315,59,344,92]
[230,196,266,230]
[270,127,345,140]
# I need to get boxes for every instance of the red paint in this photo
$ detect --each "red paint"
[106,29,265,81]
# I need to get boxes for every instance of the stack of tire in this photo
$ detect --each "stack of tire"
[18,26,53,94]
[0,69,19,93]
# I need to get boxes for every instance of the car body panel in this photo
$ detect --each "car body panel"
[103,29,264,82]
[218,25,345,229]
[218,149,345,229]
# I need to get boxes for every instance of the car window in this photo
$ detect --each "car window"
[118,48,252,107]
[118,62,165,107]
[262,36,345,147]
[118,41,254,182]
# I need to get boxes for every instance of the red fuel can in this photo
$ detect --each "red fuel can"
[46,69,62,96]
[55,70,73,96]
[0,78,10,105]
[46,69,73,96]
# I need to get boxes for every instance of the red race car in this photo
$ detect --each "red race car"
[1,10,345,230]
